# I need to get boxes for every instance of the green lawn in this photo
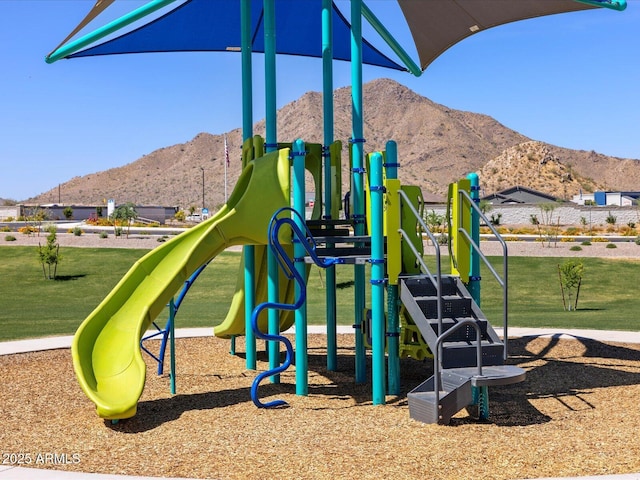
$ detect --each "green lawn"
[479,256,640,331]
[0,246,638,341]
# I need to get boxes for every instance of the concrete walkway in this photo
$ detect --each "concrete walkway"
[1,327,639,480]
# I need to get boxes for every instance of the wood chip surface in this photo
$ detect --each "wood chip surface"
[2,334,640,479]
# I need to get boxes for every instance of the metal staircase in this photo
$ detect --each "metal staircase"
[397,183,525,425]
[401,274,525,424]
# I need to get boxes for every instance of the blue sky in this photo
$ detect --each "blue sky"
[1,0,639,201]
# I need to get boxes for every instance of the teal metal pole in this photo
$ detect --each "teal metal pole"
[370,152,385,405]
[467,172,481,305]
[268,248,280,383]
[264,0,277,152]
[242,0,256,370]
[169,298,176,395]
[360,2,422,77]
[241,0,253,139]
[293,139,308,395]
[385,140,400,396]
[351,0,367,384]
[264,0,280,384]
[46,0,178,63]
[322,0,338,372]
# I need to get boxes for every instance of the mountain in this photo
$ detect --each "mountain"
[27,78,640,208]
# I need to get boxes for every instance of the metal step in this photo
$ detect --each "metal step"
[415,296,473,319]
[408,373,472,424]
[408,366,526,424]
[422,316,490,342]
[402,275,458,297]
[441,341,505,369]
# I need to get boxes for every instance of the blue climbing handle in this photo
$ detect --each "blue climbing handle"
[250,208,341,408]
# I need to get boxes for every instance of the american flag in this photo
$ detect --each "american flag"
[224,135,230,167]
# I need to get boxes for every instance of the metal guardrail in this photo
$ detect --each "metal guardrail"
[457,189,509,360]
[397,189,443,336]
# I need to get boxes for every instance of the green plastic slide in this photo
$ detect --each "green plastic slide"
[72,149,291,419]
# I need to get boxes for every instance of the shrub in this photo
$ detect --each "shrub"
[581,240,592,246]
[18,226,36,235]
[5,216,14,222]
[606,243,617,249]
[635,236,640,246]
[73,227,83,236]
[99,231,108,239]
[4,235,16,241]
[569,246,582,251]
[0,226,10,232]
[436,233,449,245]
[560,237,575,243]
[157,237,166,243]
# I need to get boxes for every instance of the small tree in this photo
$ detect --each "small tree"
[558,260,584,312]
[38,226,61,280]
[174,210,186,222]
[112,202,138,238]
[62,206,73,220]
[535,203,561,248]
[26,206,49,236]
[424,209,445,233]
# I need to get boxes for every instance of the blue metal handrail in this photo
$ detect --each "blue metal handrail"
[140,261,210,374]
[251,207,341,408]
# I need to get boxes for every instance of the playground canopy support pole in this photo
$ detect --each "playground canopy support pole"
[293,139,308,395]
[360,2,422,77]
[242,0,256,371]
[169,299,176,395]
[45,0,178,63]
[351,0,367,385]
[467,173,481,305]
[370,152,385,405]
[267,247,280,383]
[263,0,280,384]
[322,0,338,372]
[385,140,401,396]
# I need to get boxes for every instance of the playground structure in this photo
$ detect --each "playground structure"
[46,0,626,424]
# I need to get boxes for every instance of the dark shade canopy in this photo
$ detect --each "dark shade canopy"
[67,0,406,71]
[398,0,626,71]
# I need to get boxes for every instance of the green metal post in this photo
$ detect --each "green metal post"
[169,298,176,395]
[385,140,400,396]
[268,248,280,383]
[242,0,256,370]
[351,0,367,385]
[467,172,481,305]
[263,0,280,384]
[370,152,385,405]
[264,0,277,151]
[293,139,308,395]
[322,0,338,372]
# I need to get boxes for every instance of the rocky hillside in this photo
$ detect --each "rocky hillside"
[478,141,606,200]
[27,78,640,208]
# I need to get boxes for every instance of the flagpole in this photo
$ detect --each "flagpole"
[224,135,229,202]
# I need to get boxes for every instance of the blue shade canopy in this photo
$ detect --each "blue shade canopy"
[65,0,406,71]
